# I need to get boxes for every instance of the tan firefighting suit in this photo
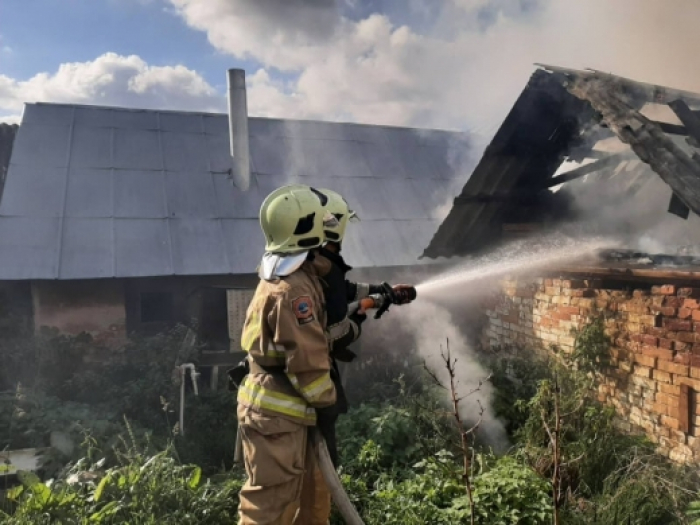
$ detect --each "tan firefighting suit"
[237,255,335,525]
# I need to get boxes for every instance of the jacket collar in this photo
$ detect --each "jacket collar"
[318,246,352,274]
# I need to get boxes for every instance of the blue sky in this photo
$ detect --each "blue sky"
[0,0,254,92]
[2,1,700,133]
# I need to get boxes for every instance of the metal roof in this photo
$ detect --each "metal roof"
[0,103,473,280]
[0,123,18,200]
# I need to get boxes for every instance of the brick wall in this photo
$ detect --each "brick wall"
[482,277,700,464]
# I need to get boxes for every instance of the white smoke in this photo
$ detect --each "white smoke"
[399,300,511,453]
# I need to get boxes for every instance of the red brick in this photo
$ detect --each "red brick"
[633,354,656,368]
[656,393,681,407]
[558,306,580,315]
[659,383,682,396]
[679,288,700,298]
[653,306,678,316]
[659,338,674,349]
[652,403,671,416]
[561,279,585,289]
[665,296,684,308]
[674,376,700,390]
[674,352,691,365]
[571,289,595,298]
[691,355,700,367]
[679,308,693,319]
[610,347,627,360]
[654,369,672,383]
[657,360,689,376]
[661,415,681,430]
[641,345,674,360]
[634,366,653,378]
[663,319,692,331]
[631,334,643,343]
[641,335,659,346]
[684,299,700,309]
[652,285,676,296]
[646,327,668,337]
[678,331,699,343]
[551,312,571,321]
[691,368,700,380]
[693,311,700,322]
[675,341,691,352]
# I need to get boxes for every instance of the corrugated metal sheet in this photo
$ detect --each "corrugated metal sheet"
[0,103,473,279]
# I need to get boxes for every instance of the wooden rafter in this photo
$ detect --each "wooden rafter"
[668,99,700,143]
[564,74,700,217]
[545,152,632,188]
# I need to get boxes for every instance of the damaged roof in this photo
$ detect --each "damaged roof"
[0,103,473,280]
[0,123,18,200]
[423,65,700,259]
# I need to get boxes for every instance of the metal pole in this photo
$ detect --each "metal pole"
[227,69,251,191]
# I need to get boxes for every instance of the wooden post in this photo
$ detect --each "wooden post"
[211,365,219,391]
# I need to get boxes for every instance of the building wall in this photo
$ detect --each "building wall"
[482,276,700,464]
[32,280,127,345]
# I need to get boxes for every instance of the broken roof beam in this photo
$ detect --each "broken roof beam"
[668,99,700,145]
[538,64,700,106]
[565,74,700,217]
[654,121,689,136]
[545,152,632,188]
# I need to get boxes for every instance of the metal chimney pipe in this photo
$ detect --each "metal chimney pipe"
[227,68,251,191]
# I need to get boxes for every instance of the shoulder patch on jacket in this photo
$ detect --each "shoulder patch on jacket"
[291,296,315,325]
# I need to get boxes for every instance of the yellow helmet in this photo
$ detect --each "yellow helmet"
[259,184,338,254]
[319,188,359,243]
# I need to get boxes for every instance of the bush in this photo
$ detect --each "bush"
[0,326,238,476]
[1,441,243,524]
[3,320,700,524]
[468,455,552,524]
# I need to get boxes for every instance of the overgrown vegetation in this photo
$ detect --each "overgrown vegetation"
[2,318,700,523]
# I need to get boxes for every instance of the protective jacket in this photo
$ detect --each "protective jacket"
[316,247,380,467]
[238,255,336,426]
[320,247,368,358]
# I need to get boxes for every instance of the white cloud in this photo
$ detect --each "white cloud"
[0,52,224,122]
[0,114,20,125]
[166,0,700,137]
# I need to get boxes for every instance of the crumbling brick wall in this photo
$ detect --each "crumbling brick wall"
[482,277,700,464]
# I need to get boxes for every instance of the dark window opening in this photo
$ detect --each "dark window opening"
[140,292,174,323]
[199,288,229,350]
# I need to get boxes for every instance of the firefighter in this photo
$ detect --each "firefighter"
[237,184,340,525]
[315,188,415,467]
